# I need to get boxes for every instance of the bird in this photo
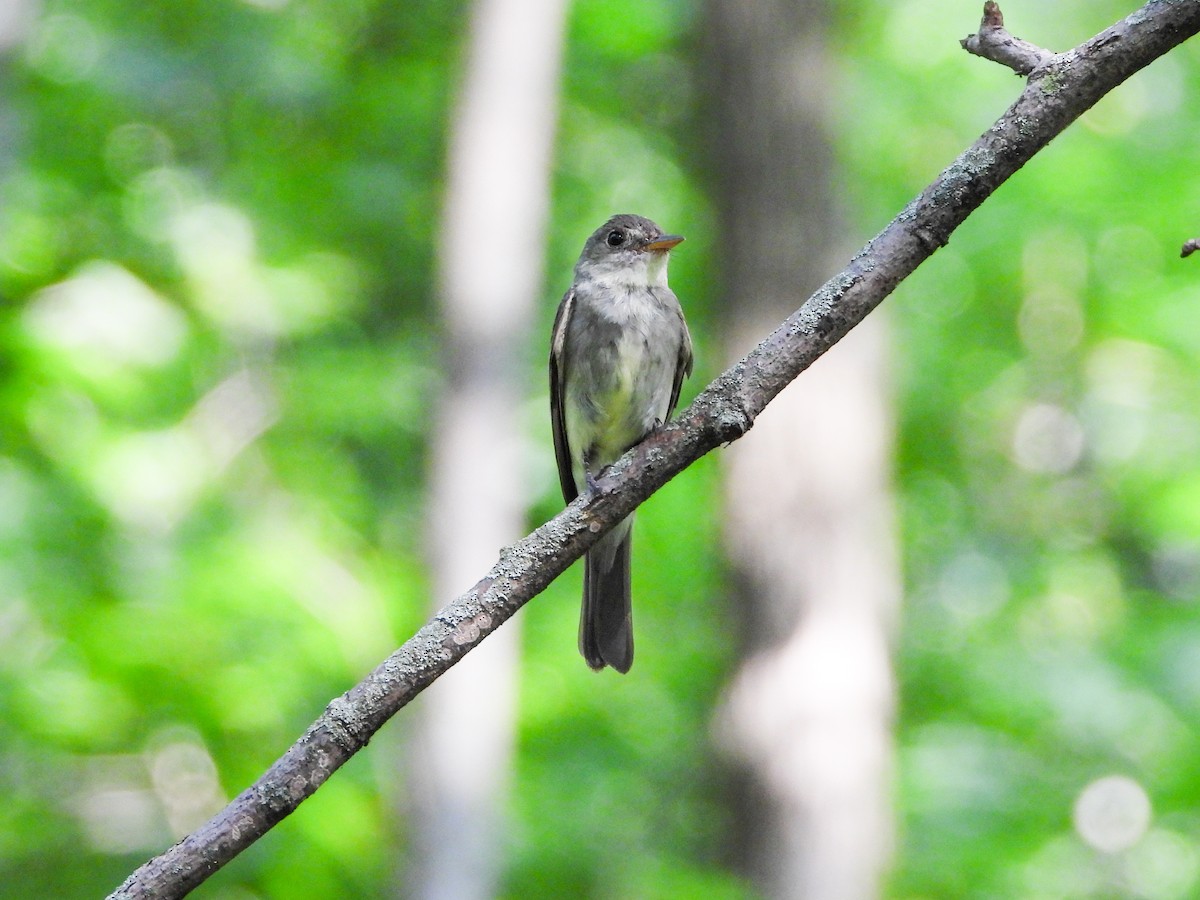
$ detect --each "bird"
[549,214,693,673]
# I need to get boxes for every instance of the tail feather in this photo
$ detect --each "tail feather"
[579,521,633,673]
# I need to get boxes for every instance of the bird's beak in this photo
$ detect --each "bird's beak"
[643,234,684,252]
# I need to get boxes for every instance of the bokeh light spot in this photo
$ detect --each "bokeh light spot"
[24,261,188,369]
[1127,829,1200,900]
[1012,403,1085,474]
[105,123,174,184]
[25,14,103,83]
[1073,775,1151,854]
[1018,286,1084,358]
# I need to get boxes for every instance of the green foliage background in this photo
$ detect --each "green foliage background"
[2,1,1199,897]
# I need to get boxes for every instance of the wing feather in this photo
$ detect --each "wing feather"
[668,305,693,417]
[549,287,579,503]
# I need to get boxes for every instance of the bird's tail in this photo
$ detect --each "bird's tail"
[579,516,634,673]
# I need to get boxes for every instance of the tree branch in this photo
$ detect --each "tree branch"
[1183,237,1199,258]
[961,1,1056,75]
[109,2,1200,896]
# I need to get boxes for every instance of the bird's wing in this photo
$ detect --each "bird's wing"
[668,304,694,416]
[549,286,579,504]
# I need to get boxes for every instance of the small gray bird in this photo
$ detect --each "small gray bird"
[549,214,693,673]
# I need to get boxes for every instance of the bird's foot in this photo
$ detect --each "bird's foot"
[585,470,604,495]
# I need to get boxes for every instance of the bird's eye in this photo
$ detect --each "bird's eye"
[606,229,626,247]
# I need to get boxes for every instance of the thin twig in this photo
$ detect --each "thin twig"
[961,1,1056,75]
[109,1,1200,897]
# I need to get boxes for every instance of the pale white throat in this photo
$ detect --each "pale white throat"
[576,248,671,291]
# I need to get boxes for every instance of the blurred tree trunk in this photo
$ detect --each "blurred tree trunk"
[702,2,899,898]
[403,0,567,897]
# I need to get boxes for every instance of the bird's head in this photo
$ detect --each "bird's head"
[575,214,684,288]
